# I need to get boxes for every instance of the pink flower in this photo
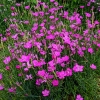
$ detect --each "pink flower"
[56,70,66,79]
[0,34,2,37]
[18,73,23,77]
[27,61,32,68]
[90,64,96,70]
[49,15,54,19]
[48,60,55,67]
[34,42,42,49]
[52,43,59,50]
[42,89,50,97]
[81,47,86,51]
[98,30,100,34]
[32,12,38,17]
[56,56,69,64]
[76,94,84,100]
[37,70,46,77]
[63,36,71,44]
[61,63,65,67]
[73,64,84,72]
[50,25,55,30]
[0,85,4,90]
[5,66,10,70]
[88,48,94,54]
[65,68,72,76]
[54,1,58,6]
[80,6,84,9]
[23,20,29,24]
[2,37,7,42]
[63,11,68,18]
[24,41,32,49]
[53,51,60,57]
[16,65,21,69]
[16,3,21,6]
[25,74,33,80]
[48,66,56,72]
[11,34,18,40]
[90,0,95,2]
[97,43,100,47]
[8,87,16,93]
[25,6,30,10]
[56,57,63,64]
[48,74,54,79]
[52,80,59,86]
[3,56,11,65]
[38,11,44,17]
[33,60,39,67]
[16,82,22,86]
[24,67,29,72]
[83,29,89,35]
[11,12,18,16]
[46,34,55,40]
[36,79,42,86]
[33,60,46,67]
[18,55,31,63]
[62,55,69,62]
[77,49,84,57]
[32,25,39,31]
[10,6,15,11]
[50,0,55,2]
[94,20,99,25]
[85,13,91,17]
[0,73,3,80]
[39,59,46,66]
[40,22,45,27]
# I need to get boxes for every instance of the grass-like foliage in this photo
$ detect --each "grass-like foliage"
[0,0,100,100]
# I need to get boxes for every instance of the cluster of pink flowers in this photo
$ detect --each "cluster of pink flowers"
[0,0,99,99]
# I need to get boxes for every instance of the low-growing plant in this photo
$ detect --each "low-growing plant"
[0,0,100,100]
